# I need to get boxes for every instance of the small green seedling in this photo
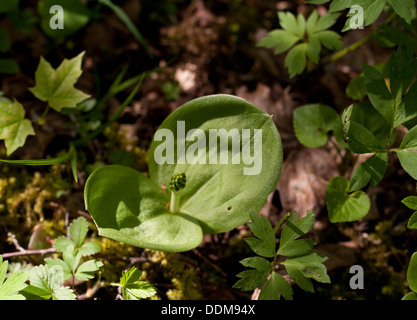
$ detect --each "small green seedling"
[112,267,157,300]
[234,211,330,300]
[257,9,342,77]
[44,217,103,285]
[85,94,283,252]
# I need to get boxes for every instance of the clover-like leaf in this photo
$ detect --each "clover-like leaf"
[0,99,35,156]
[85,94,283,252]
[29,51,91,112]
[326,176,370,222]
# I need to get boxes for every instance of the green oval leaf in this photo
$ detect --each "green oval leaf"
[148,94,283,234]
[408,252,417,293]
[293,104,343,148]
[326,176,370,223]
[85,95,283,252]
[85,165,203,252]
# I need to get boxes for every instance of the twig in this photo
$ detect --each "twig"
[2,247,57,259]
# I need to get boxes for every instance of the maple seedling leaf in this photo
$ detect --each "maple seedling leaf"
[0,99,35,156]
[29,51,91,112]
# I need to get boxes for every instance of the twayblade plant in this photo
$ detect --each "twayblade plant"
[84,94,283,252]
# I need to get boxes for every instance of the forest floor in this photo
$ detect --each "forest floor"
[1,0,417,300]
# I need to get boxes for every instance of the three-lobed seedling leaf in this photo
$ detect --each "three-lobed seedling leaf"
[257,10,342,77]
[85,94,283,252]
[117,267,157,300]
[45,217,102,282]
[234,211,330,300]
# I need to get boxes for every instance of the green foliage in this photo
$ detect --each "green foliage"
[295,46,417,223]
[326,176,370,223]
[29,51,91,112]
[0,99,35,156]
[45,217,102,282]
[308,0,416,29]
[22,265,76,300]
[403,252,417,300]
[85,94,283,252]
[293,103,345,148]
[0,256,28,300]
[38,0,94,38]
[402,195,417,229]
[234,211,330,300]
[116,267,157,300]
[257,10,342,77]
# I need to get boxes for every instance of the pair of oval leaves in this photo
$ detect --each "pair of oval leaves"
[84,95,283,252]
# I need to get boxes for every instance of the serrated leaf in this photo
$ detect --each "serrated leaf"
[233,257,272,291]
[326,176,370,222]
[258,272,293,300]
[278,211,316,257]
[28,265,76,300]
[29,51,91,112]
[256,30,300,55]
[244,212,276,258]
[278,12,305,38]
[74,260,103,281]
[285,43,308,78]
[120,267,156,300]
[315,30,343,50]
[0,99,35,156]
[69,217,88,247]
[120,267,142,287]
[282,251,330,284]
[78,241,101,256]
[0,257,28,300]
[349,152,388,192]
[44,257,72,281]
[53,237,76,253]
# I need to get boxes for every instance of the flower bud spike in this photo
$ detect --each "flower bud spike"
[169,172,186,213]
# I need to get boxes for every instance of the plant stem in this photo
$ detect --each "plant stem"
[170,191,180,214]
[38,105,50,124]
[330,12,397,62]
[273,212,291,235]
